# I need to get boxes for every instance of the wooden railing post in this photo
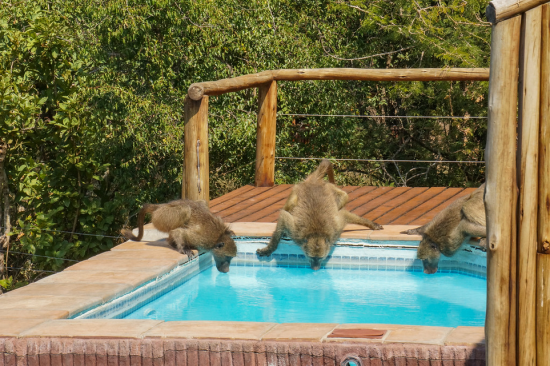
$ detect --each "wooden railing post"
[537,4,550,365]
[484,14,521,366]
[182,95,209,202]
[516,6,542,366]
[255,81,277,187]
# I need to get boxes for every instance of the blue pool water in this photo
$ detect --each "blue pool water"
[124,265,486,327]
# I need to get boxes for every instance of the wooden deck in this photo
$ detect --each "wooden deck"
[210,185,477,226]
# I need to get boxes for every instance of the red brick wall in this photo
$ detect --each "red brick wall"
[0,337,485,366]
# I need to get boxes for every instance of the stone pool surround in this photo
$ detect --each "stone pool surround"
[0,223,486,365]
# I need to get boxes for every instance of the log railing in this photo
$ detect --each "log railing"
[484,1,550,365]
[182,67,490,201]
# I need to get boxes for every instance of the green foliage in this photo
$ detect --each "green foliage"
[0,0,490,280]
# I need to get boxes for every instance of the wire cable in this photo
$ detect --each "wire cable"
[278,113,487,119]
[0,249,79,262]
[275,157,485,164]
[6,267,57,274]
[0,226,121,239]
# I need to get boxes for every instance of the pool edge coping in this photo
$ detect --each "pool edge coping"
[0,223,486,348]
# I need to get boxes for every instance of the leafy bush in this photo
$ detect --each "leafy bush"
[0,0,490,288]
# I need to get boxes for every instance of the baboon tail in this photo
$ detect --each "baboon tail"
[307,159,335,183]
[121,204,159,241]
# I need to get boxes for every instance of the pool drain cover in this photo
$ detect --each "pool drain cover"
[341,356,362,366]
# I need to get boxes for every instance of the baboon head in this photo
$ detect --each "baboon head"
[303,235,331,270]
[212,229,237,273]
[416,235,441,274]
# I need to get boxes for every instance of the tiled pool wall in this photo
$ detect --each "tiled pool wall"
[233,237,487,278]
[74,237,487,321]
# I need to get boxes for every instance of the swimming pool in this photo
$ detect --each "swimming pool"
[75,238,487,327]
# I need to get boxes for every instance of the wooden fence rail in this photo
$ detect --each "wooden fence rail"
[183,67,490,199]
[187,68,490,100]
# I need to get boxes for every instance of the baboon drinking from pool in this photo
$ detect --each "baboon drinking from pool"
[122,199,237,273]
[404,183,486,274]
[256,159,383,270]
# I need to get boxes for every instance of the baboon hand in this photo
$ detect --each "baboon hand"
[256,247,274,257]
[181,247,196,258]
[373,223,383,230]
[478,238,487,249]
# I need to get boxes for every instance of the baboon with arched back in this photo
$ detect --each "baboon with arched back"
[404,183,487,274]
[256,159,383,270]
[122,199,237,273]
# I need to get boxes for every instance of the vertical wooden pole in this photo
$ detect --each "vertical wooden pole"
[537,5,550,366]
[536,253,550,366]
[538,4,550,256]
[255,81,277,187]
[517,6,542,366]
[183,95,209,202]
[485,14,521,366]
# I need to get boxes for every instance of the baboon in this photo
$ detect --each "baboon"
[122,199,237,273]
[256,159,383,270]
[404,183,486,274]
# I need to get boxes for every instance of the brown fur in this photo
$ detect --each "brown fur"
[122,199,237,273]
[256,159,383,270]
[407,183,486,274]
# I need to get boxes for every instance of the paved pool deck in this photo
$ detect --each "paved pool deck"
[0,223,486,365]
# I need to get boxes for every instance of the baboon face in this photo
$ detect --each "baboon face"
[417,236,441,274]
[303,236,330,270]
[212,231,237,273]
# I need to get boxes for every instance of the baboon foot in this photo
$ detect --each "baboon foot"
[256,247,274,257]
[402,228,420,235]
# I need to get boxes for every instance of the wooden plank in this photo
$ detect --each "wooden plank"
[376,187,447,225]
[367,187,430,223]
[215,185,288,217]
[411,188,476,225]
[210,186,271,214]
[182,95,209,201]
[344,187,395,212]
[252,201,288,222]
[255,81,277,187]
[222,185,292,222]
[484,14,521,366]
[235,187,294,222]
[351,187,411,217]
[345,186,378,202]
[341,186,360,194]
[517,7,542,366]
[209,185,256,207]
[395,187,464,225]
